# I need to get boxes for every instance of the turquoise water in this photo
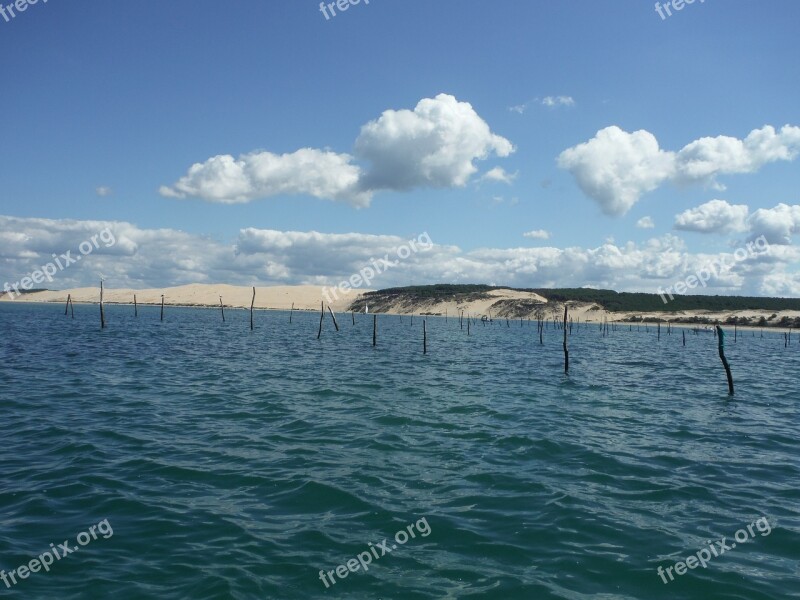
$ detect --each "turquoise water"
[1,302,799,599]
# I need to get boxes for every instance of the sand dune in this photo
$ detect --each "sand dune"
[3,284,799,328]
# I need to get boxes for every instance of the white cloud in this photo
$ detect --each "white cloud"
[159,148,370,207]
[542,96,575,108]
[96,186,113,197]
[674,200,749,234]
[510,95,575,114]
[748,203,800,245]
[355,94,514,191]
[523,229,551,240]
[675,125,800,186]
[2,216,797,297]
[557,126,675,216]
[481,167,517,184]
[161,95,515,207]
[558,124,800,216]
[636,216,655,229]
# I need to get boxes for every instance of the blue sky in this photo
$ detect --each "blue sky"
[1,0,799,295]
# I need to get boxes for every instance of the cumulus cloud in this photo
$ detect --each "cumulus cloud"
[481,167,517,184]
[523,229,551,240]
[557,126,675,216]
[674,200,749,234]
[355,94,514,191]
[159,148,370,207]
[671,200,800,245]
[748,203,800,245]
[558,125,800,216]
[636,216,655,229]
[2,216,798,297]
[161,94,513,207]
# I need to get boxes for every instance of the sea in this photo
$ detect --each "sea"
[1,301,798,599]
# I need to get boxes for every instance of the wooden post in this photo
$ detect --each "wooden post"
[160,294,164,322]
[467,319,470,336]
[219,296,225,322]
[372,314,377,346]
[734,323,737,343]
[289,302,294,324]
[69,296,74,319]
[352,311,355,326]
[327,305,340,331]
[317,302,324,339]
[250,287,255,330]
[460,311,463,330]
[716,325,734,395]
[423,319,427,354]
[563,304,569,375]
[658,322,661,341]
[134,294,138,317]
[683,330,686,346]
[100,281,106,329]
[65,294,71,316]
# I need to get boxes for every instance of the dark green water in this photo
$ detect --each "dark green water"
[1,302,799,599]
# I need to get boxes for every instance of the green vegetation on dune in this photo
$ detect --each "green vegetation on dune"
[356,285,800,313]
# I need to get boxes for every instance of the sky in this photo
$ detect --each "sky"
[1,0,799,296]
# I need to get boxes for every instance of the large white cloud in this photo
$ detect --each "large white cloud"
[160,94,513,207]
[672,201,800,245]
[674,200,750,234]
[2,216,797,298]
[748,203,800,245]
[556,126,675,216]
[159,149,370,207]
[355,94,514,191]
[558,125,800,216]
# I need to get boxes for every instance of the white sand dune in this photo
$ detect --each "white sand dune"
[2,284,799,328]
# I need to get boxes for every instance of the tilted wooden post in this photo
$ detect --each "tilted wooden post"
[289,302,294,324]
[250,287,255,330]
[160,295,165,322]
[134,294,138,317]
[423,319,427,354]
[317,301,324,339]
[327,305,340,331]
[65,294,71,316]
[372,314,377,346]
[716,325,734,395]
[220,296,225,322]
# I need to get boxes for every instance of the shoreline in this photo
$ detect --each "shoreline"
[2,297,798,333]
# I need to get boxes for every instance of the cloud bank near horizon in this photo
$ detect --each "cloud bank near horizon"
[2,215,799,298]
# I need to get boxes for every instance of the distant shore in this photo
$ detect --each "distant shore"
[2,283,800,330]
